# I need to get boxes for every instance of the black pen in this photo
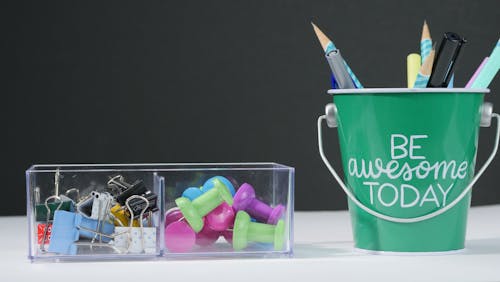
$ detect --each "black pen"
[427,32,467,87]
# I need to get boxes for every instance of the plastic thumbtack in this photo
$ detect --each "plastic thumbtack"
[175,179,233,232]
[233,183,285,224]
[232,211,285,251]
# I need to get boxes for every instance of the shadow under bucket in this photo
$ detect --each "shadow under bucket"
[318,88,499,253]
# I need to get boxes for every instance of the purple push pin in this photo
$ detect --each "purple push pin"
[233,183,285,225]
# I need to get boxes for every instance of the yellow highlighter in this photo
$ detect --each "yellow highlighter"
[407,53,421,88]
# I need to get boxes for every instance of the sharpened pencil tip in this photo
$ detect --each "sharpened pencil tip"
[421,20,431,41]
[310,22,332,52]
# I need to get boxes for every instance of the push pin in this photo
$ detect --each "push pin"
[205,202,235,232]
[165,208,221,247]
[175,179,233,232]
[195,220,220,246]
[232,211,285,251]
[201,176,236,196]
[164,221,196,253]
[181,176,236,201]
[165,207,183,226]
[233,183,285,224]
[181,187,203,201]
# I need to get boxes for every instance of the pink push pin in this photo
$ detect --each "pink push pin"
[164,221,196,252]
[206,202,235,232]
[165,207,184,226]
[221,226,233,244]
[195,222,220,246]
[233,183,285,224]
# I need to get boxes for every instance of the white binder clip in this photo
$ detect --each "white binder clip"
[114,195,156,254]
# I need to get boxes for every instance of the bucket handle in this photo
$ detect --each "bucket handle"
[317,103,500,223]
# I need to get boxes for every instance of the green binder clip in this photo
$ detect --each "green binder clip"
[35,197,74,221]
[34,169,75,221]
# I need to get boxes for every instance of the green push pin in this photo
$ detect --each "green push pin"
[175,178,233,232]
[233,210,285,251]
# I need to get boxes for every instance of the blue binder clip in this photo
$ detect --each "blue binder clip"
[48,211,115,255]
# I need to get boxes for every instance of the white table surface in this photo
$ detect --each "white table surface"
[2,205,500,281]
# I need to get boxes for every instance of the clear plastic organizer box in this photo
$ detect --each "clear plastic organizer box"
[26,163,294,261]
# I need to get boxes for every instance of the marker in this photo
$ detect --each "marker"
[465,57,489,88]
[427,32,467,87]
[311,22,363,88]
[326,50,356,89]
[413,48,436,88]
[420,21,432,63]
[470,39,500,89]
[407,53,421,88]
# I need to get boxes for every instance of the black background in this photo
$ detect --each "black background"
[3,0,500,215]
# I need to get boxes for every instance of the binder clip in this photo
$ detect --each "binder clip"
[38,195,63,251]
[107,175,158,216]
[35,196,74,221]
[110,204,140,227]
[90,191,113,221]
[114,195,156,253]
[127,191,158,218]
[35,170,75,221]
[75,191,113,220]
[76,193,94,217]
[37,223,52,244]
[64,188,81,203]
[107,175,148,205]
[48,207,115,255]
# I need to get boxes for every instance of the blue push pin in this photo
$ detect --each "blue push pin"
[182,187,203,201]
[181,176,236,201]
[201,176,236,196]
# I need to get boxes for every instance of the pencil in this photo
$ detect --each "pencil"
[413,48,436,88]
[420,20,432,63]
[407,53,421,88]
[311,22,336,53]
[311,22,363,88]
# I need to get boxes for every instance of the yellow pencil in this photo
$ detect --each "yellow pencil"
[407,53,421,88]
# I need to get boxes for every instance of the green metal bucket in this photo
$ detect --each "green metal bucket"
[318,88,499,253]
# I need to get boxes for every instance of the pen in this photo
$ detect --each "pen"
[470,39,500,88]
[427,32,467,87]
[326,50,356,89]
[465,57,489,88]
